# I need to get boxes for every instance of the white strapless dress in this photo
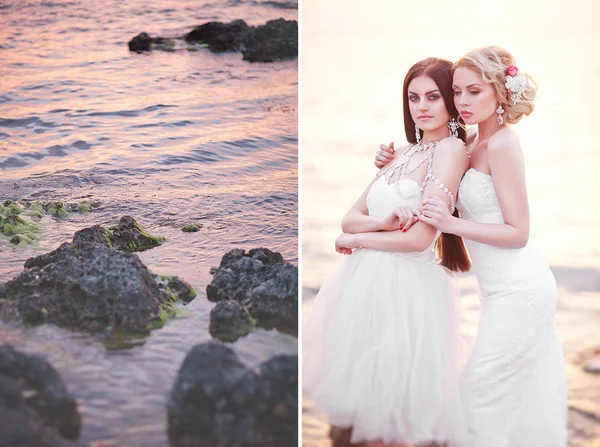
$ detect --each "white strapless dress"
[303,175,470,445]
[456,168,568,447]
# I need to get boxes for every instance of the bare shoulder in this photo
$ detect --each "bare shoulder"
[438,136,467,152]
[391,143,411,158]
[434,137,469,165]
[488,128,521,154]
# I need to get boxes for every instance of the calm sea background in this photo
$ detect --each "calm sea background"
[0,0,297,445]
[302,0,600,445]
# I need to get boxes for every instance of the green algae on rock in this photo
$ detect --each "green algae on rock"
[145,275,197,330]
[23,200,45,217]
[45,201,69,217]
[155,275,197,303]
[76,200,93,212]
[9,233,34,248]
[0,238,195,336]
[0,214,42,247]
[106,215,166,252]
[1,200,22,215]
[181,223,202,233]
[1,199,99,228]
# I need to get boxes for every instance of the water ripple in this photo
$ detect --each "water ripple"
[0,116,55,128]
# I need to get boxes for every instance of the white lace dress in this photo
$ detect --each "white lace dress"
[456,168,568,447]
[303,150,470,446]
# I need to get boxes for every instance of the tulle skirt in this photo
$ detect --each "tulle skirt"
[303,248,469,445]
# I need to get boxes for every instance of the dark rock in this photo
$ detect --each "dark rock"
[128,33,176,52]
[130,19,298,63]
[209,300,253,342]
[72,225,109,247]
[0,375,46,447]
[155,275,197,304]
[106,215,165,252]
[2,240,171,333]
[184,20,251,52]
[0,344,81,444]
[129,32,153,52]
[206,248,297,335]
[167,342,297,447]
[242,19,298,63]
[71,216,164,253]
[254,354,298,444]
[247,262,297,332]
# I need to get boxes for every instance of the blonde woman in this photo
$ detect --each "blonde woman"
[376,46,568,446]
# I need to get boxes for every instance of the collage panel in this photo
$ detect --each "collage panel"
[0,0,298,446]
[301,1,599,446]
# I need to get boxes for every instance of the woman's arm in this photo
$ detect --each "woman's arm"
[350,221,437,252]
[341,137,469,253]
[421,130,530,248]
[340,176,388,233]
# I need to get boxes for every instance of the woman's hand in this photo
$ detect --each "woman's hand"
[335,233,359,255]
[375,142,395,169]
[379,206,419,232]
[419,196,457,233]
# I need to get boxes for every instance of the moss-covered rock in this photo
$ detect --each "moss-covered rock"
[23,200,45,218]
[0,199,103,249]
[0,214,42,240]
[182,223,202,233]
[45,201,68,217]
[9,233,33,248]
[0,239,186,334]
[106,215,166,252]
[1,200,22,215]
[76,200,93,212]
[156,275,197,303]
[0,225,194,336]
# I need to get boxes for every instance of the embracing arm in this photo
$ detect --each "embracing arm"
[432,131,530,248]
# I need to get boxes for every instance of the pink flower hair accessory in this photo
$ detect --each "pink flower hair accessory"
[506,65,519,77]
[504,65,527,104]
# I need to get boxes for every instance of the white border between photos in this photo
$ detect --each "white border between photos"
[297,0,303,445]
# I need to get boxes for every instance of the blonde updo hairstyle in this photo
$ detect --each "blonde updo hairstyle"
[453,46,536,125]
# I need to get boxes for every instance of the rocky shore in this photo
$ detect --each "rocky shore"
[128,19,298,63]
[0,212,298,446]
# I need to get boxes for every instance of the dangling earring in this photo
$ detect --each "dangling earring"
[448,117,459,138]
[496,104,505,125]
[415,123,421,144]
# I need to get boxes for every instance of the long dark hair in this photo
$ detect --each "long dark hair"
[403,57,466,144]
[402,57,471,272]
